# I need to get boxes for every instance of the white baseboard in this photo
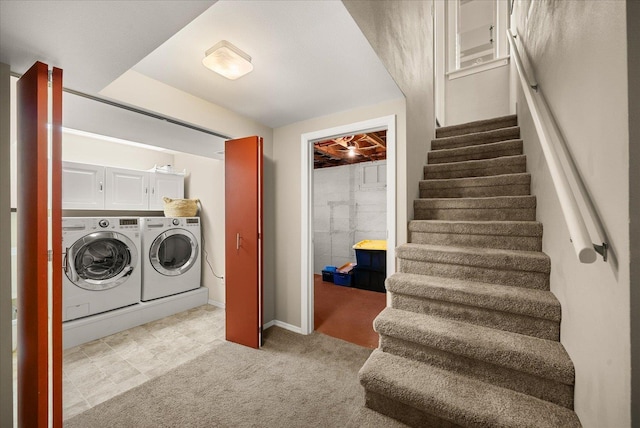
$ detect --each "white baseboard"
[264,319,303,334]
[207,299,225,309]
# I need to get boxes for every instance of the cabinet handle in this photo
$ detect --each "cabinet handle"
[236,233,240,251]
[152,187,155,195]
[145,187,148,194]
[99,182,103,192]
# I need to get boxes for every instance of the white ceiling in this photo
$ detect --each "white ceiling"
[0,0,214,94]
[130,0,402,128]
[0,0,402,130]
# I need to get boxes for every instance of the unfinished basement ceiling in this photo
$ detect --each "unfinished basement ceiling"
[314,131,387,169]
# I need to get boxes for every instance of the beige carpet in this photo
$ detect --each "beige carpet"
[65,326,404,428]
[359,115,581,427]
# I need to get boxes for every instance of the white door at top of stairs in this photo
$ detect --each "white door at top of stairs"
[62,217,142,322]
[140,217,201,302]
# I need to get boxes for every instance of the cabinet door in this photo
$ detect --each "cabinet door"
[105,167,149,210]
[149,173,184,210]
[62,161,105,209]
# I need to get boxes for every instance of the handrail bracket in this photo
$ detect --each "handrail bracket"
[593,242,608,262]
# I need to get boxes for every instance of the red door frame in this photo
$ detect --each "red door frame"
[16,61,63,427]
[51,66,63,428]
[225,136,263,349]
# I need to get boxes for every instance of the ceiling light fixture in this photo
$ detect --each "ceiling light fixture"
[202,40,253,80]
[347,142,357,157]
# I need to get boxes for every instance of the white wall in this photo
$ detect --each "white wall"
[173,153,225,306]
[273,99,405,327]
[314,160,387,273]
[100,70,276,323]
[512,2,630,426]
[627,1,640,424]
[441,0,511,126]
[0,62,13,428]
[62,132,175,170]
[445,63,511,126]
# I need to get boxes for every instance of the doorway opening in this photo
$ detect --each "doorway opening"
[300,115,396,338]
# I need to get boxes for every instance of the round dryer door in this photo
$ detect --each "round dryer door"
[150,229,199,276]
[65,232,138,291]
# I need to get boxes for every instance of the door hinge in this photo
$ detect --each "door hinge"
[47,249,53,262]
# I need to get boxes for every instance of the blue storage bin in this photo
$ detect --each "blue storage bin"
[321,270,334,283]
[333,271,352,287]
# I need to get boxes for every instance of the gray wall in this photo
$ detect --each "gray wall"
[343,0,435,226]
[314,161,387,273]
[0,62,13,427]
[512,2,630,426]
[628,0,640,425]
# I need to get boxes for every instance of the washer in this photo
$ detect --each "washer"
[140,217,201,301]
[62,217,141,322]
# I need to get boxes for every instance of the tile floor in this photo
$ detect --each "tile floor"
[62,304,224,420]
[12,304,225,423]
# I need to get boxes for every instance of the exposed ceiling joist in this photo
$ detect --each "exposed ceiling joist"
[313,130,387,169]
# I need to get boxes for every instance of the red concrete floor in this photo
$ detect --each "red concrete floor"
[313,274,387,349]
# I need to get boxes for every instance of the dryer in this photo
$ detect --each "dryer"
[62,217,141,321]
[140,217,201,301]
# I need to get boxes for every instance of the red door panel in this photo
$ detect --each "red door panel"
[16,62,63,427]
[225,136,263,349]
[17,61,50,427]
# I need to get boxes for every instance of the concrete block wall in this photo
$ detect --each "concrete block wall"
[313,160,386,273]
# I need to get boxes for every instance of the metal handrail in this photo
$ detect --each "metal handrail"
[507,29,608,263]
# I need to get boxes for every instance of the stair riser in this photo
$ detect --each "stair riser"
[436,115,518,138]
[409,231,542,251]
[432,128,521,151]
[414,207,536,221]
[428,146,523,165]
[420,183,530,199]
[397,259,549,290]
[390,293,559,341]
[424,162,526,179]
[365,391,462,428]
[378,336,574,409]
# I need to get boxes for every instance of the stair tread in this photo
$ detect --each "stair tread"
[432,126,520,151]
[360,350,580,428]
[420,173,531,189]
[386,272,559,321]
[428,139,523,159]
[397,243,550,273]
[425,155,526,172]
[436,115,518,138]
[415,195,536,208]
[375,308,572,383]
[408,220,542,237]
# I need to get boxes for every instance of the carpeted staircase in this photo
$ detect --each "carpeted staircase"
[358,115,582,427]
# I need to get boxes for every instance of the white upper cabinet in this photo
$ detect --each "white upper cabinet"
[149,173,184,210]
[62,161,105,209]
[104,167,150,210]
[62,162,185,211]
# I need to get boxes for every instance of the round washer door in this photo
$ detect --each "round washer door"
[150,229,199,276]
[66,231,138,291]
